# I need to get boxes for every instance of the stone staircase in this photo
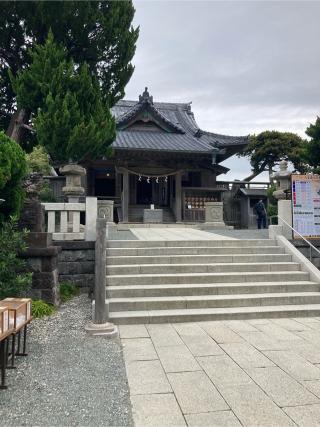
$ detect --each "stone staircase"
[106,238,320,324]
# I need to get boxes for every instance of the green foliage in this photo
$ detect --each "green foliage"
[60,281,78,302]
[0,217,32,299]
[305,117,320,171]
[267,184,277,206]
[32,299,55,318]
[241,131,308,179]
[0,1,138,131]
[267,204,278,224]
[13,33,116,163]
[0,131,27,220]
[26,145,51,175]
[38,181,56,203]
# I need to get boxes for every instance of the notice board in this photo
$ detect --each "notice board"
[292,174,320,238]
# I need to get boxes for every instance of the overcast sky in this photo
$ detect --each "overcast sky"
[124,0,320,180]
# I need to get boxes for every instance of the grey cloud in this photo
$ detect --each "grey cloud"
[125,0,320,179]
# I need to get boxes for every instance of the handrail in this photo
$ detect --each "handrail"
[270,214,320,261]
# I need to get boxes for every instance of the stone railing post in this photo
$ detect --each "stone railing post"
[85,197,98,241]
[85,218,118,337]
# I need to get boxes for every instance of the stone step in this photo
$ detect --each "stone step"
[107,270,309,286]
[107,253,292,266]
[106,245,284,257]
[106,262,300,276]
[106,281,319,298]
[107,239,275,248]
[108,292,320,311]
[108,304,320,324]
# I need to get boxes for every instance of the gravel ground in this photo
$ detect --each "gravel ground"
[1,295,133,427]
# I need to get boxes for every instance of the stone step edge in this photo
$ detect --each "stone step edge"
[108,291,320,303]
[106,245,278,251]
[107,261,299,269]
[107,271,307,279]
[106,281,318,291]
[107,253,291,260]
[108,304,320,323]
[107,239,275,246]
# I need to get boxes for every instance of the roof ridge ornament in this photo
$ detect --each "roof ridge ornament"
[139,87,153,104]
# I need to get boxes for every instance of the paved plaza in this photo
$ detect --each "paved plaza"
[120,317,320,427]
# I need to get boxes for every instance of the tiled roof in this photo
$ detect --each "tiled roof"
[111,89,248,154]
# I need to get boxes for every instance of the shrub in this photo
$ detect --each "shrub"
[38,181,56,202]
[0,131,27,222]
[32,300,55,318]
[0,217,33,299]
[26,145,51,175]
[60,281,78,302]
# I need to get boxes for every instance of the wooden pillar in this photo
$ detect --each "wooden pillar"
[175,171,182,222]
[122,170,129,222]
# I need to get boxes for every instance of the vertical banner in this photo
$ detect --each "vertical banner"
[292,174,320,238]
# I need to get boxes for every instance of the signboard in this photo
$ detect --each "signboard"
[292,174,320,238]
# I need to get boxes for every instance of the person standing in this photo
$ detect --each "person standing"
[254,199,267,229]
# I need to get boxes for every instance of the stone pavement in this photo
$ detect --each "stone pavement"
[120,317,320,427]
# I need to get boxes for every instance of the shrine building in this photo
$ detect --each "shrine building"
[75,88,249,223]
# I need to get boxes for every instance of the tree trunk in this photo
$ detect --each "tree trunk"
[6,108,30,143]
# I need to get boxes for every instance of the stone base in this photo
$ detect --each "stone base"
[143,209,163,223]
[202,222,229,229]
[85,321,118,338]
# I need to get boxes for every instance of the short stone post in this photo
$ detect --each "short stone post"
[97,200,114,224]
[204,202,226,228]
[85,218,118,337]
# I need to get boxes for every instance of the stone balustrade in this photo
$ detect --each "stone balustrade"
[42,197,99,241]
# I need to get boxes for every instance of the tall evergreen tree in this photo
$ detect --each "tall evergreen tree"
[0,1,138,141]
[12,33,115,163]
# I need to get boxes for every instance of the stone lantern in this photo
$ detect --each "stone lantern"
[271,160,292,200]
[59,163,86,202]
[270,160,293,238]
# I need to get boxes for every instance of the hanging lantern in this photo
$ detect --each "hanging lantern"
[156,177,159,184]
[147,177,150,183]
[138,175,142,181]
[165,176,168,182]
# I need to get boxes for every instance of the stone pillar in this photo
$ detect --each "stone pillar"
[60,163,86,202]
[85,219,118,337]
[97,200,114,223]
[205,202,226,228]
[85,197,98,241]
[175,171,182,222]
[122,170,129,223]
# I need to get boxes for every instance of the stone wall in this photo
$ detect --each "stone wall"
[54,241,95,291]
[22,233,60,305]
